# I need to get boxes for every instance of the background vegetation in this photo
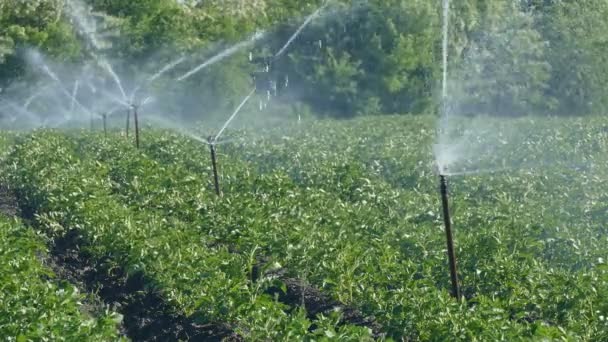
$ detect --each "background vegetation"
[1,0,607,119]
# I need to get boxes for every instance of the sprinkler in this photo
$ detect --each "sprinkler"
[132,104,140,149]
[125,107,130,138]
[208,136,222,197]
[439,174,461,300]
[102,113,107,137]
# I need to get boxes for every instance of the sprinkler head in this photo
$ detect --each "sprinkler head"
[434,162,448,176]
[440,174,448,188]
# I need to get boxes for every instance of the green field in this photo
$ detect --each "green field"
[0,215,124,340]
[0,115,607,341]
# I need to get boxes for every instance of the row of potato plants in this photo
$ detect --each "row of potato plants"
[0,214,123,341]
[1,132,123,341]
[68,115,608,340]
[4,113,608,340]
[202,116,606,339]
[3,131,374,341]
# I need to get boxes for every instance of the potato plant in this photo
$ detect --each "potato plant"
[0,215,123,341]
[2,115,608,341]
[3,132,373,340]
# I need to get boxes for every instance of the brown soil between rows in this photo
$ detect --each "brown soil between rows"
[3,183,240,341]
[5,181,385,340]
[51,230,242,341]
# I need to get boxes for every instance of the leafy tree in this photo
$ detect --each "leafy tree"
[535,0,608,115]
[2,0,608,117]
[278,0,441,116]
[0,0,80,89]
[449,1,551,116]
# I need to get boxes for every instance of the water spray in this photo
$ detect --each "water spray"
[439,174,461,300]
[99,60,127,102]
[24,84,52,110]
[70,80,80,114]
[249,4,326,105]
[130,56,186,103]
[177,32,265,82]
[441,0,450,111]
[27,51,96,120]
[215,88,256,142]
[208,136,222,197]
[274,3,328,58]
[437,0,460,300]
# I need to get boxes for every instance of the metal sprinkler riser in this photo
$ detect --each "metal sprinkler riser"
[208,136,222,197]
[125,107,130,138]
[102,113,107,137]
[440,174,462,300]
[133,104,140,149]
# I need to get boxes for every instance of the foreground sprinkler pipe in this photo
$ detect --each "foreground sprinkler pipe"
[439,175,461,300]
[102,113,108,137]
[208,136,221,197]
[125,107,130,138]
[133,105,140,149]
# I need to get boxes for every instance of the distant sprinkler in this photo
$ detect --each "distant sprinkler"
[207,136,222,197]
[132,103,140,149]
[102,112,108,137]
[124,96,151,147]
[125,106,131,138]
[439,173,462,300]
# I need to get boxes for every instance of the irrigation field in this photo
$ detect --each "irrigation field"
[1,115,607,341]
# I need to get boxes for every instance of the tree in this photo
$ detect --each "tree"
[276,0,442,117]
[449,1,551,116]
[0,0,80,89]
[536,0,608,115]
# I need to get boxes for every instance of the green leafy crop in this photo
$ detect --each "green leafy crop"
[2,115,608,341]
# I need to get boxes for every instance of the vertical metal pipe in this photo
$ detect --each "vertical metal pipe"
[133,105,140,149]
[440,175,461,300]
[103,113,107,137]
[208,137,221,197]
[125,107,130,138]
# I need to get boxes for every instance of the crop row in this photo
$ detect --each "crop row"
[63,115,608,340]
[4,132,374,341]
[4,114,608,340]
[0,214,123,341]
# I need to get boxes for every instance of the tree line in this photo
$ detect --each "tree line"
[1,0,607,119]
